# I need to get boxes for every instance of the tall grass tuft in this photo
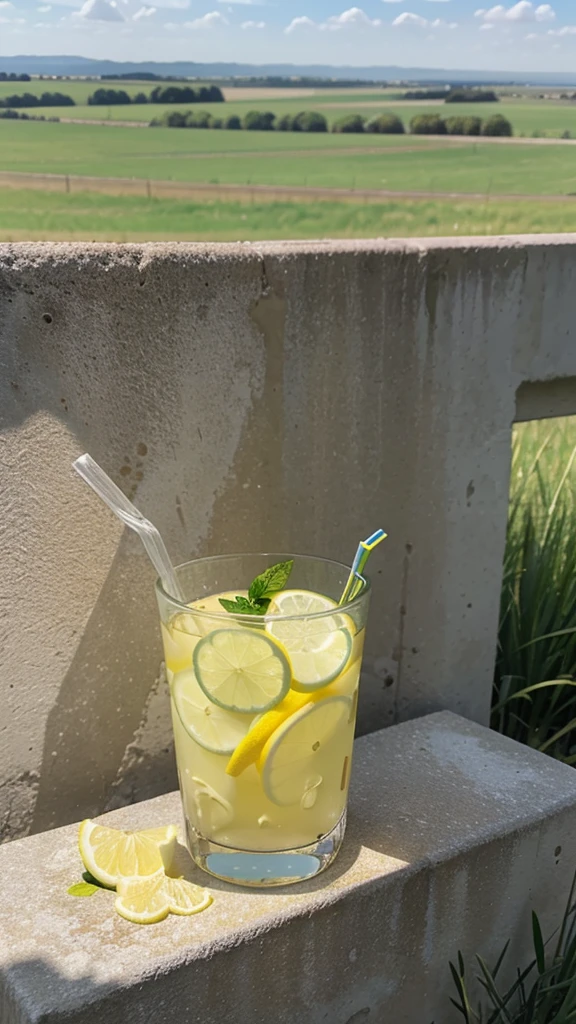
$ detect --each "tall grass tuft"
[493,417,576,763]
[448,874,576,1022]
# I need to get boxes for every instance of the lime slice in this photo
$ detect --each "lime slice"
[78,820,178,889]
[172,668,254,754]
[258,695,352,806]
[265,589,353,691]
[193,628,291,713]
[115,870,212,925]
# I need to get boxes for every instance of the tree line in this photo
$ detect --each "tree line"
[0,110,60,122]
[402,88,499,103]
[0,72,31,82]
[152,108,514,136]
[87,85,224,105]
[0,92,75,108]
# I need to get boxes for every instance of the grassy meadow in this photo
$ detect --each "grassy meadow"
[1,80,576,244]
[2,120,576,197]
[1,188,576,242]
[494,416,576,762]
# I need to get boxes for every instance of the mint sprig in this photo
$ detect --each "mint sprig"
[219,559,293,616]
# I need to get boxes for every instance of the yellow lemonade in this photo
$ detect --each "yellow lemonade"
[161,590,365,854]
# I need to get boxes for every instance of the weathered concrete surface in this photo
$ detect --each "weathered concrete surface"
[1,238,576,839]
[2,713,576,1024]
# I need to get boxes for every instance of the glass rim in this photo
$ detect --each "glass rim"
[155,551,371,623]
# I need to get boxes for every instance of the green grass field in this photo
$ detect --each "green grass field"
[1,188,575,242]
[1,120,576,196]
[495,415,576,762]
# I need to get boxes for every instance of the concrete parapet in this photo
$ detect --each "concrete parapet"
[1,712,576,1024]
[1,238,576,838]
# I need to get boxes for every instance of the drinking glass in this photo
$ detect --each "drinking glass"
[156,553,371,886]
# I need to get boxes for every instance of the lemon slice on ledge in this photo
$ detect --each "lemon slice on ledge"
[78,820,178,889]
[115,870,212,925]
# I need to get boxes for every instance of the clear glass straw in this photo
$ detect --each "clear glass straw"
[72,453,184,601]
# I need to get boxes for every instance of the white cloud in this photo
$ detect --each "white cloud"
[218,0,264,4]
[285,14,316,32]
[184,9,227,27]
[392,9,455,27]
[133,4,155,17]
[381,0,404,3]
[324,7,382,29]
[548,24,576,34]
[0,2,13,7]
[241,18,264,26]
[0,15,25,22]
[393,11,428,25]
[480,21,494,28]
[75,0,124,21]
[475,3,555,23]
[37,3,51,9]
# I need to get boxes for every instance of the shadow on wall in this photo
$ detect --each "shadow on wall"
[1,248,277,838]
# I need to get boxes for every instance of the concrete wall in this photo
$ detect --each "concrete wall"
[1,237,576,841]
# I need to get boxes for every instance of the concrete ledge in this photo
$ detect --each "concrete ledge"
[2,711,576,1024]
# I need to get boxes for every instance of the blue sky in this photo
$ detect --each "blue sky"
[1,0,576,69]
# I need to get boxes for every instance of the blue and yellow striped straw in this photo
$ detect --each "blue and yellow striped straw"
[339,528,387,605]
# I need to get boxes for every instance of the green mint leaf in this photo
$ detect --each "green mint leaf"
[68,881,99,897]
[219,596,261,616]
[249,560,294,602]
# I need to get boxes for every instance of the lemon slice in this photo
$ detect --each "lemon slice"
[172,668,255,754]
[189,591,248,636]
[226,689,313,777]
[115,870,212,924]
[265,590,353,691]
[193,628,291,713]
[78,820,178,888]
[161,614,200,675]
[258,695,352,806]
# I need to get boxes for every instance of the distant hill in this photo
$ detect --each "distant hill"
[1,55,576,86]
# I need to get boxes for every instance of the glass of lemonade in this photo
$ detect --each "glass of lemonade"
[155,553,371,887]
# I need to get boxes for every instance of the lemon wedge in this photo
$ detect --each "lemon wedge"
[78,820,178,889]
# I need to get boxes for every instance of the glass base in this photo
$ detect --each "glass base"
[186,812,347,888]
